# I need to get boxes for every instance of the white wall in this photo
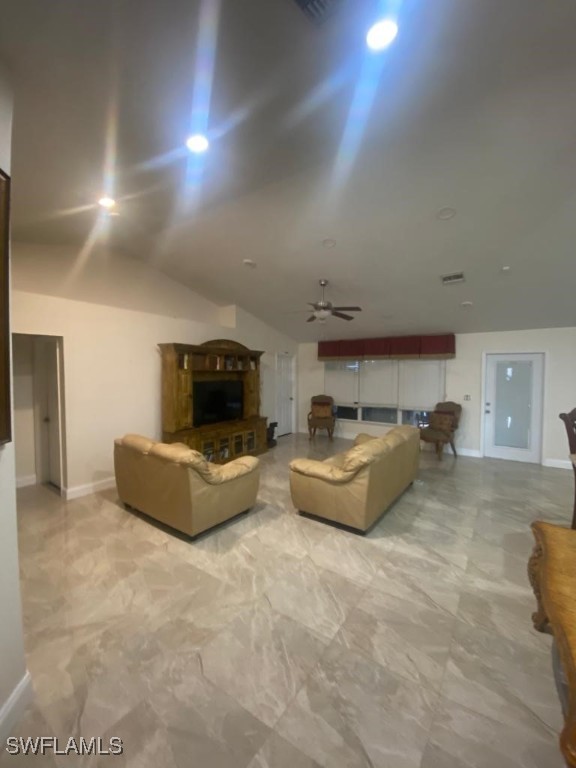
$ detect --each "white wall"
[11,245,297,497]
[298,342,336,433]
[298,328,576,462]
[445,327,576,466]
[0,60,31,742]
[12,334,36,486]
[13,243,230,326]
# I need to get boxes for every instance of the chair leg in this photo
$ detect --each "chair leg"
[436,442,443,460]
[450,440,457,457]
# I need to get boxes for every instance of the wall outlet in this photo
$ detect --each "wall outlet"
[464,394,471,401]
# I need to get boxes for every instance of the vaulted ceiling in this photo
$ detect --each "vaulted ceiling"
[1,0,575,340]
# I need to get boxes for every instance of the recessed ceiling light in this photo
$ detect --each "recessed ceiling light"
[436,207,457,220]
[501,265,511,272]
[242,258,257,268]
[98,196,116,209]
[366,19,398,51]
[461,301,474,308]
[186,134,209,153]
[322,238,336,248]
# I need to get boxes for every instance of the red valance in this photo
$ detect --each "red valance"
[318,334,455,361]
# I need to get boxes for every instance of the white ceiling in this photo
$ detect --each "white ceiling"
[1,0,576,341]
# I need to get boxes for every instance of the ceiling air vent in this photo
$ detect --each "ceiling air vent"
[441,272,465,286]
[291,0,344,23]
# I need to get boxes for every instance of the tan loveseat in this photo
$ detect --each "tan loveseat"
[289,426,419,532]
[114,434,260,538]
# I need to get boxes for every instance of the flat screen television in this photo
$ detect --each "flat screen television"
[193,380,244,427]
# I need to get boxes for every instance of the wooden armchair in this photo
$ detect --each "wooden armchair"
[419,401,462,460]
[308,395,335,440]
[559,409,576,529]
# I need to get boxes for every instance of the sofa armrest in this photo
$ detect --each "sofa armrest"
[206,456,260,484]
[289,458,353,484]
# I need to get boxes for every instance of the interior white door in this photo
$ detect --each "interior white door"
[276,353,294,437]
[484,353,544,463]
[46,339,63,487]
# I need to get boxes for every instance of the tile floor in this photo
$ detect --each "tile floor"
[2,434,573,767]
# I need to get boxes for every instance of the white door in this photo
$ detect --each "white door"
[276,354,294,437]
[484,353,544,463]
[34,337,64,489]
[46,339,63,487]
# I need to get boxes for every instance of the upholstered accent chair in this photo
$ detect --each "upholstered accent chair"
[308,394,336,440]
[419,401,462,460]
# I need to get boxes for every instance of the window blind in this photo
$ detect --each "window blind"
[398,360,445,409]
[324,361,359,404]
[359,360,399,405]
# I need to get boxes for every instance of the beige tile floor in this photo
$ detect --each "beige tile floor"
[3,434,573,767]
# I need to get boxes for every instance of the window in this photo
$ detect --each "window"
[325,361,359,405]
[359,360,398,406]
[401,410,431,428]
[324,359,445,428]
[335,405,359,421]
[362,406,399,424]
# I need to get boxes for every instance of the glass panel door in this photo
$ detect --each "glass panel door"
[484,353,544,463]
[494,361,532,449]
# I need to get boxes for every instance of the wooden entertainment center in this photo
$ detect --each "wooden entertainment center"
[159,339,267,463]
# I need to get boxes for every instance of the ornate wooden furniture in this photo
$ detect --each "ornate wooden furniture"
[419,401,462,459]
[159,340,267,463]
[559,409,576,529]
[529,521,576,766]
[307,394,335,440]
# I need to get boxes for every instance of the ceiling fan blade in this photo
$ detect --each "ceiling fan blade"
[332,311,354,321]
[332,306,362,312]
[306,315,316,323]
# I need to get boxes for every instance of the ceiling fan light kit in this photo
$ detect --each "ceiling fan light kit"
[306,279,362,323]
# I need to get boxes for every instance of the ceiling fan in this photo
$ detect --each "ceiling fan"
[306,279,362,323]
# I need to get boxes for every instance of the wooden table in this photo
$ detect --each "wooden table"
[529,521,576,766]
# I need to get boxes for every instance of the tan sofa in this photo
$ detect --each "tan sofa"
[114,434,260,538]
[289,426,420,532]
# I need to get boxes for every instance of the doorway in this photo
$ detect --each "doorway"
[12,334,66,491]
[483,353,544,464]
[276,353,295,437]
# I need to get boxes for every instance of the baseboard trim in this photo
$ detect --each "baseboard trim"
[543,459,573,471]
[0,671,33,742]
[16,474,37,489]
[456,448,482,458]
[64,476,116,501]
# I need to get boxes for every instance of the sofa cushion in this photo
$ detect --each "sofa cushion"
[118,434,156,454]
[149,443,214,479]
[353,433,379,446]
[289,457,355,483]
[209,456,260,484]
[341,437,391,473]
